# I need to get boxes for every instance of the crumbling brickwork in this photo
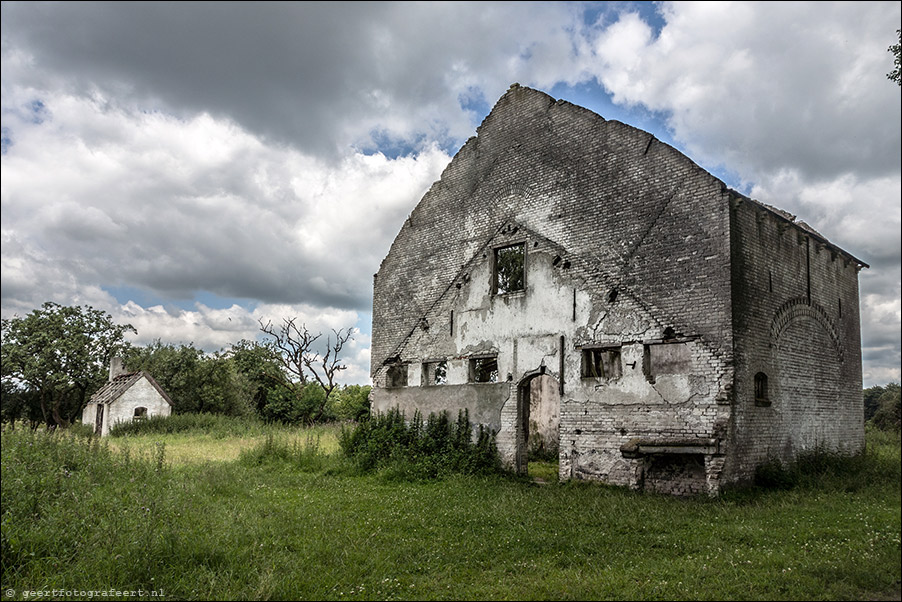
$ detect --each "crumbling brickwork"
[371,85,866,495]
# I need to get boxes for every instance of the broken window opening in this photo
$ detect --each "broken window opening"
[754,372,770,406]
[581,347,622,379]
[423,360,448,386]
[470,357,499,383]
[494,243,525,294]
[386,364,409,388]
[134,406,148,420]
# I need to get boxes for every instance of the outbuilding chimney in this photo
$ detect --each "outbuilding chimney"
[109,357,127,381]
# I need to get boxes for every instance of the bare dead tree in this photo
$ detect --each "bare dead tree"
[258,317,355,423]
[303,327,355,423]
[258,317,321,385]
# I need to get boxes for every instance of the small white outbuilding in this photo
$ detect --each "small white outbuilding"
[82,358,173,436]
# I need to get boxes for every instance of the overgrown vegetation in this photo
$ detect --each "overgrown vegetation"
[339,408,501,478]
[864,382,901,432]
[124,340,371,424]
[753,427,901,492]
[1,422,899,600]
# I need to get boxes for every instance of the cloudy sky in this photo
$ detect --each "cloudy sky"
[2,1,900,386]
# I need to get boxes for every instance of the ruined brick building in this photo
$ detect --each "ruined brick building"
[370,84,867,495]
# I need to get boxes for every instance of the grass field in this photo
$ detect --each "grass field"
[2,422,899,601]
[108,425,342,466]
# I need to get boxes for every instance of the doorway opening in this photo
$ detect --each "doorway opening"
[516,371,561,481]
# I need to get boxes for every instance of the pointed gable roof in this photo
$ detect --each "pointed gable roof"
[89,371,174,406]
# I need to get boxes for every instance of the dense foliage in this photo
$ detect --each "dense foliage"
[339,408,501,478]
[1,303,135,427]
[1,303,368,427]
[125,341,255,417]
[864,382,901,432]
[123,340,370,424]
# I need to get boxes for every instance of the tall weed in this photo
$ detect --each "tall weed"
[238,432,338,473]
[1,424,171,583]
[754,433,901,492]
[339,408,501,478]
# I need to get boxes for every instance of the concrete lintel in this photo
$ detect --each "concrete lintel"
[620,438,720,458]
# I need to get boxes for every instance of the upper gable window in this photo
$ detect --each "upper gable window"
[494,244,525,294]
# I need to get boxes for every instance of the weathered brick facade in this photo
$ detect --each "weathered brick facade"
[370,85,867,494]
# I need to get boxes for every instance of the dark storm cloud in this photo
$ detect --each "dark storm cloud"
[1,2,584,156]
[3,2,382,154]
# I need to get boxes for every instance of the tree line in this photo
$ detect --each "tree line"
[2,302,899,432]
[1,302,370,427]
[864,382,901,432]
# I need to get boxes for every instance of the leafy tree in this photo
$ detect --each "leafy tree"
[864,383,888,422]
[869,382,900,432]
[889,29,901,86]
[125,341,253,416]
[1,302,135,427]
[331,384,372,421]
[260,382,329,424]
[226,339,287,415]
[0,380,43,425]
[193,353,254,416]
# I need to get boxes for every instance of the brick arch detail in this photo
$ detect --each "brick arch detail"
[771,297,843,362]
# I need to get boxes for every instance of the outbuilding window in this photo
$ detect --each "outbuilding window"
[134,407,148,420]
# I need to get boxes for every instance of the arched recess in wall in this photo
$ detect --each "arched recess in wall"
[770,297,845,455]
[771,297,844,362]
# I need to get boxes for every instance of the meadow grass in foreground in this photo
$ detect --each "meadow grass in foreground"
[1,423,899,601]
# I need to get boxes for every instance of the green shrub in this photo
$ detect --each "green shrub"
[331,384,372,421]
[339,408,500,478]
[259,383,334,425]
[869,384,901,432]
[66,421,98,439]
